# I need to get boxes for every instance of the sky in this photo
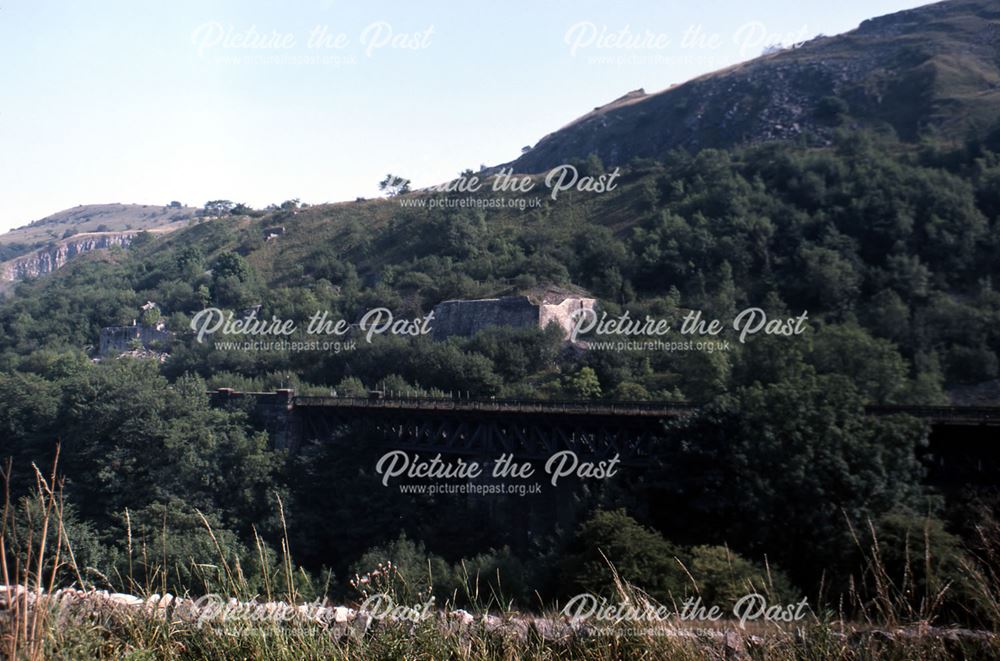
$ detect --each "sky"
[0,0,932,231]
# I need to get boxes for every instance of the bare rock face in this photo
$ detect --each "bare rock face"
[1,232,135,281]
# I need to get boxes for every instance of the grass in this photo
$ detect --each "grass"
[1,204,199,246]
[2,452,999,660]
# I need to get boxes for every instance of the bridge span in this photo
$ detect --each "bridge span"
[211,388,1000,423]
[208,389,1000,475]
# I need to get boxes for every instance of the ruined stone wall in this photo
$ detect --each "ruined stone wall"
[431,296,540,340]
[430,295,598,341]
[98,325,173,356]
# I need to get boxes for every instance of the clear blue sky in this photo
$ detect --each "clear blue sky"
[0,0,931,230]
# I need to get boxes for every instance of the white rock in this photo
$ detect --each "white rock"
[107,593,143,607]
[450,609,474,626]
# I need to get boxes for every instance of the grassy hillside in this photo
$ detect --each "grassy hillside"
[0,203,198,262]
[505,0,1000,173]
[1,127,999,405]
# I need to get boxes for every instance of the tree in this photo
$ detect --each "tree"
[651,372,928,586]
[816,95,849,124]
[686,545,795,609]
[378,174,411,197]
[213,252,253,283]
[335,376,367,397]
[808,324,909,403]
[566,366,602,399]
[612,382,650,401]
[797,245,861,311]
[203,200,235,216]
[559,509,687,602]
[843,511,975,622]
[140,306,161,328]
[130,231,155,248]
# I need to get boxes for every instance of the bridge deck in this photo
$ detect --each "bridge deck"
[293,396,699,418]
[210,389,1000,427]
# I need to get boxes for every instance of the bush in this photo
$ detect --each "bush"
[559,509,688,603]
[685,545,795,609]
[350,533,456,603]
[843,511,980,624]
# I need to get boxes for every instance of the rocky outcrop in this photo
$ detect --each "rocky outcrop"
[1,232,135,281]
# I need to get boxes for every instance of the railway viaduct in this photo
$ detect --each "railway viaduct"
[209,389,1000,482]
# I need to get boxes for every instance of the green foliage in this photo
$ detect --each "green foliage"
[350,534,531,607]
[378,174,411,197]
[845,511,976,623]
[2,126,999,623]
[3,131,998,406]
[213,252,252,282]
[335,376,367,396]
[816,95,850,124]
[653,372,928,585]
[560,509,688,602]
[0,361,285,594]
[565,366,602,399]
[685,545,795,610]
[559,509,795,609]
[808,324,909,403]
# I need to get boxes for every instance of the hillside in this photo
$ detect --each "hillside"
[5,1,1000,648]
[0,203,199,280]
[2,129,1000,631]
[0,203,198,262]
[2,127,999,402]
[504,0,1000,173]
[0,227,186,284]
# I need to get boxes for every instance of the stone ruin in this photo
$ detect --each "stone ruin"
[97,302,173,357]
[431,287,596,341]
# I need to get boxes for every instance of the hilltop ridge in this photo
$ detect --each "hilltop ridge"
[505,0,1000,173]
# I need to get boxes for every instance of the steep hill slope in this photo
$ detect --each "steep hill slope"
[504,0,1000,173]
[0,228,182,283]
[0,203,199,279]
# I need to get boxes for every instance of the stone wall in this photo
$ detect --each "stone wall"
[209,389,296,450]
[431,294,597,341]
[431,296,540,340]
[98,324,173,356]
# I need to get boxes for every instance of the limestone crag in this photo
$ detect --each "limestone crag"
[1,232,136,281]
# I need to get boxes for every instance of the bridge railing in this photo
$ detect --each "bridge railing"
[208,389,1000,425]
[866,405,1000,422]
[292,395,700,417]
